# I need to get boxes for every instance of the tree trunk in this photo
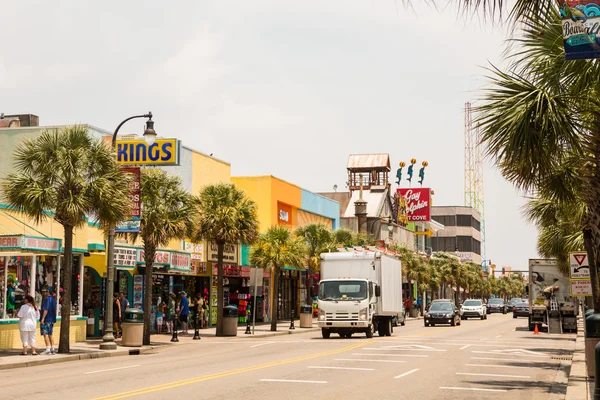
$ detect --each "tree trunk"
[583,228,600,312]
[58,225,73,354]
[143,242,156,345]
[216,241,225,336]
[306,273,313,305]
[270,266,280,332]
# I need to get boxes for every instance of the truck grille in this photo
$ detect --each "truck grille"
[326,312,359,321]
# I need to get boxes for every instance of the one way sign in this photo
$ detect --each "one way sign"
[570,252,590,279]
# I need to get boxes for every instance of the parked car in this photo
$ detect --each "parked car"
[487,298,508,314]
[392,311,406,327]
[461,299,487,320]
[424,302,461,327]
[513,301,529,318]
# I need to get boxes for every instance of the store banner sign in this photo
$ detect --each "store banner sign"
[0,236,23,249]
[183,240,205,261]
[211,264,251,277]
[396,188,431,222]
[114,247,137,269]
[207,242,238,263]
[115,139,181,166]
[116,167,141,233]
[277,202,293,226]
[170,251,191,272]
[137,250,171,265]
[560,1,600,60]
[0,235,61,253]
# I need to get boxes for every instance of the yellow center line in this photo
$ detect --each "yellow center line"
[93,340,374,400]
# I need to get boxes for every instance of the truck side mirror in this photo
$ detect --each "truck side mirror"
[375,285,381,297]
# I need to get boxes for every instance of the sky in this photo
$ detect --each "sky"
[1,0,537,271]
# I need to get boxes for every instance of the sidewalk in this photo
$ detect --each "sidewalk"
[0,318,320,370]
[566,317,593,400]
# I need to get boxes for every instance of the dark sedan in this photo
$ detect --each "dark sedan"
[425,302,461,327]
[513,302,529,318]
[487,298,507,314]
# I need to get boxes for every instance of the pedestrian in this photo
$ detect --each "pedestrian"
[156,300,164,334]
[166,293,176,334]
[113,293,122,338]
[179,291,190,334]
[416,297,422,316]
[194,293,203,329]
[405,298,411,315]
[40,287,57,355]
[119,292,129,334]
[203,296,209,328]
[17,295,40,355]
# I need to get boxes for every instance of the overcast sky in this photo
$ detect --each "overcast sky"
[1,1,536,271]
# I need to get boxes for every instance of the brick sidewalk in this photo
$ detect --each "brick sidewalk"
[566,317,592,400]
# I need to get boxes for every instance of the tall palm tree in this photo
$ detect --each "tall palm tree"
[250,226,307,331]
[295,223,335,304]
[476,3,600,310]
[129,170,194,345]
[193,183,259,336]
[2,126,130,353]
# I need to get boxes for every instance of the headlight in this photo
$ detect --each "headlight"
[359,308,367,321]
[425,313,430,318]
[318,309,326,321]
[445,314,452,318]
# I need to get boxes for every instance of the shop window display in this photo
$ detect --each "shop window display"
[59,255,82,316]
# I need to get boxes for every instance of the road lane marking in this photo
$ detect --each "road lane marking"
[335,358,406,363]
[394,369,420,379]
[84,365,140,375]
[93,340,373,400]
[440,387,508,392]
[457,372,530,378]
[250,342,273,348]
[307,366,374,371]
[260,379,327,384]
[495,335,502,339]
[471,350,547,357]
[353,353,429,358]
[472,357,552,363]
[466,364,532,369]
[460,344,471,350]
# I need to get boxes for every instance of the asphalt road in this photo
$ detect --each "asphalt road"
[0,313,576,400]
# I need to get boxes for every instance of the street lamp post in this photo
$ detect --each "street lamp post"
[100,112,156,350]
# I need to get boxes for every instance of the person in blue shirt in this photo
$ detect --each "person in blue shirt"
[178,291,190,334]
[40,287,57,355]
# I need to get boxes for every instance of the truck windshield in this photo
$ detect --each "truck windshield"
[319,281,367,301]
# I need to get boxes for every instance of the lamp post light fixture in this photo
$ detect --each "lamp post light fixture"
[100,112,155,351]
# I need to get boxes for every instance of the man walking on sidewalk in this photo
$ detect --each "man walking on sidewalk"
[178,291,190,334]
[40,287,57,355]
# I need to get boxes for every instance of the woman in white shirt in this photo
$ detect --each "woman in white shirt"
[17,295,40,355]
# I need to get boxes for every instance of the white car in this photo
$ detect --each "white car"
[461,299,487,320]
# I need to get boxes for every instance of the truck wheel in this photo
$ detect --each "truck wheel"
[366,325,374,338]
[378,325,385,337]
[322,329,331,339]
[385,319,392,336]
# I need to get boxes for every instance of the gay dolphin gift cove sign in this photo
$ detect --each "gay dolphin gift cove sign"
[560,1,600,60]
[397,188,431,222]
[116,139,181,166]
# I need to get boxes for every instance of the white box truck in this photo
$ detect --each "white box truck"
[528,258,578,333]
[318,250,405,339]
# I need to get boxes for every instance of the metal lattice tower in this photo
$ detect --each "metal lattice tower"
[464,102,486,263]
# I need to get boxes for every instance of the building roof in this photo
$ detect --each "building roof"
[347,154,390,171]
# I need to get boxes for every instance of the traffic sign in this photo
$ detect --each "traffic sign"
[569,252,590,279]
[414,229,433,237]
[570,279,592,296]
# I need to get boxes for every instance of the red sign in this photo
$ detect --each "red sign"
[397,188,431,222]
[122,167,141,218]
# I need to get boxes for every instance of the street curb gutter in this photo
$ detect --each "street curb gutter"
[565,318,590,400]
[0,346,158,371]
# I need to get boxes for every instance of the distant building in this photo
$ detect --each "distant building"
[430,205,482,265]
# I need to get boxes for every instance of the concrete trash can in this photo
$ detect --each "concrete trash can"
[585,313,600,377]
[223,305,238,336]
[300,305,313,328]
[122,309,144,347]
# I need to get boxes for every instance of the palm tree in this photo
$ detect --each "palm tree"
[193,183,259,336]
[2,126,130,353]
[295,223,335,304]
[476,3,600,310]
[250,226,307,331]
[129,170,194,345]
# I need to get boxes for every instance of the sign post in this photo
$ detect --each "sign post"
[569,252,592,296]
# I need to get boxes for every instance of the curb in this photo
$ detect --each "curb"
[565,317,590,400]
[0,345,158,371]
